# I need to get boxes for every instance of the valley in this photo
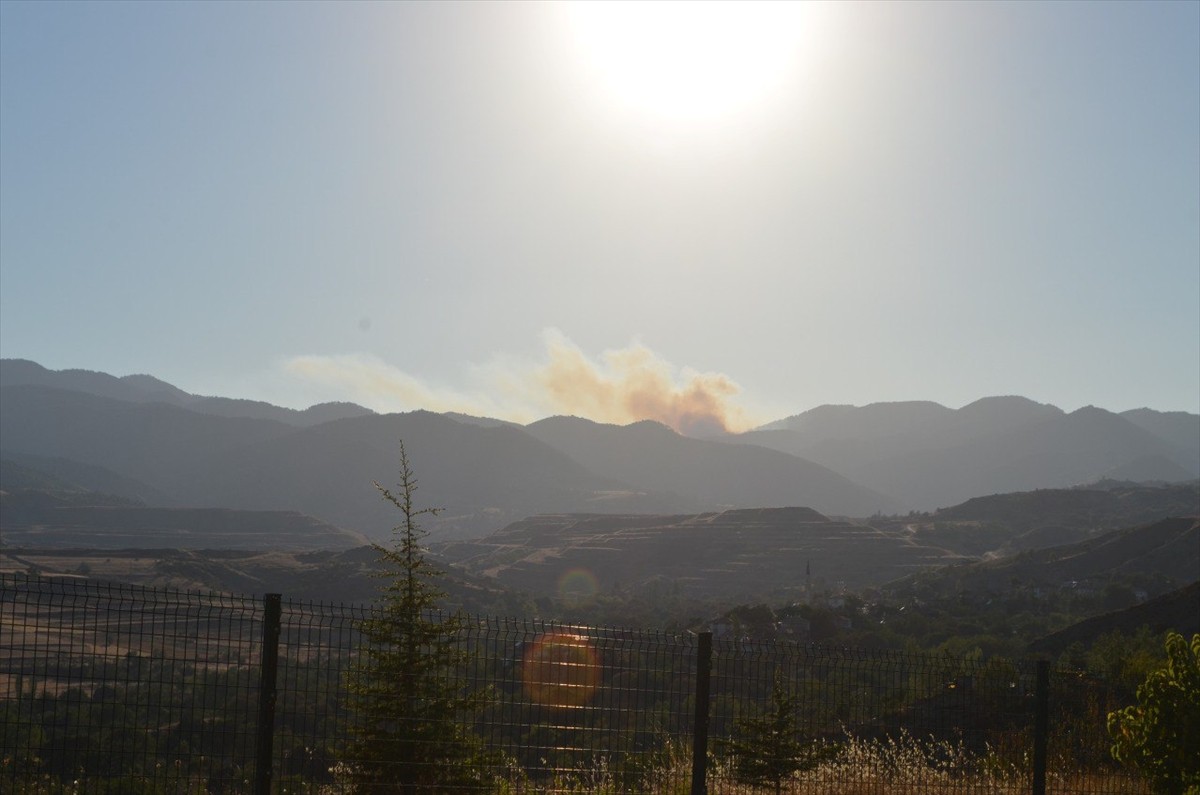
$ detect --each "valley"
[1,359,1196,659]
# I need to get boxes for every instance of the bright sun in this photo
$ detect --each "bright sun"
[563,1,818,125]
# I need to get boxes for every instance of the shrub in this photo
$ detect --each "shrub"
[1107,632,1200,795]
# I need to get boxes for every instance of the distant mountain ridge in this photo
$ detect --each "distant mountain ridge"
[0,384,677,540]
[0,358,374,427]
[744,397,1198,510]
[524,415,896,517]
[2,359,1196,542]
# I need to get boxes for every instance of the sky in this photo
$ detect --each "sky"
[2,1,1198,431]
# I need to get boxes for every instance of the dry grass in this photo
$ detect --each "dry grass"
[508,731,1148,795]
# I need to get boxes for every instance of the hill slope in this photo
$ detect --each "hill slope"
[889,516,1200,602]
[883,482,1200,555]
[1028,582,1200,655]
[525,416,899,517]
[4,361,1196,543]
[1,483,368,550]
[439,507,956,601]
[2,364,906,539]
[748,399,1198,510]
[0,385,699,540]
[0,358,372,426]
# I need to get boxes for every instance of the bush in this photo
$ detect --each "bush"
[1107,632,1200,795]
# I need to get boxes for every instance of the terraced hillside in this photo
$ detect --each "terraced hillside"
[888,516,1200,602]
[0,546,528,614]
[438,507,959,601]
[1,489,368,550]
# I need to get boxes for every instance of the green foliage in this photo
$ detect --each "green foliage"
[722,673,837,795]
[1074,626,1166,697]
[343,441,495,794]
[0,700,46,774]
[1107,632,1200,795]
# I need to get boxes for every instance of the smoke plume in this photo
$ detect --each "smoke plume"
[284,330,757,434]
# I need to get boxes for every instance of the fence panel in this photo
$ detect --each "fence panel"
[1045,667,1149,794]
[702,639,1148,795]
[265,605,703,793]
[1,573,263,793]
[706,641,1039,794]
[464,616,699,791]
[1,573,1153,794]
[269,597,364,793]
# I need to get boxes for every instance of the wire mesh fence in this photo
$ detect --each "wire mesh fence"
[1,573,1149,794]
[704,639,1145,794]
[0,574,263,792]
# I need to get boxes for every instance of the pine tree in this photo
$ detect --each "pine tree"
[723,673,835,795]
[344,441,492,794]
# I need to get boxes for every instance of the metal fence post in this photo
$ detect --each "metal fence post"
[691,632,713,795]
[256,593,282,795]
[1032,659,1050,795]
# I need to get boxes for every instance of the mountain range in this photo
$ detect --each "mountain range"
[1,359,1196,543]
[746,397,1198,509]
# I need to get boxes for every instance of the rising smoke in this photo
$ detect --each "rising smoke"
[284,330,758,434]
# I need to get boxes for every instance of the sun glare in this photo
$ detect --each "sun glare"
[564,1,815,125]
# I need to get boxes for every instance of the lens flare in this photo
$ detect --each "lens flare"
[557,568,600,603]
[521,633,600,708]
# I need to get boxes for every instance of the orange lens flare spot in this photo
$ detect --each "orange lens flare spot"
[521,632,600,708]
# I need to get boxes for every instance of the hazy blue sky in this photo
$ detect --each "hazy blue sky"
[2,1,1197,428]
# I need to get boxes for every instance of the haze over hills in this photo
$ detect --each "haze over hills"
[0,359,373,427]
[1,359,1197,545]
[524,416,897,516]
[744,397,1199,510]
[1,453,173,506]
[1,491,368,550]
[0,460,369,551]
[0,384,688,540]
